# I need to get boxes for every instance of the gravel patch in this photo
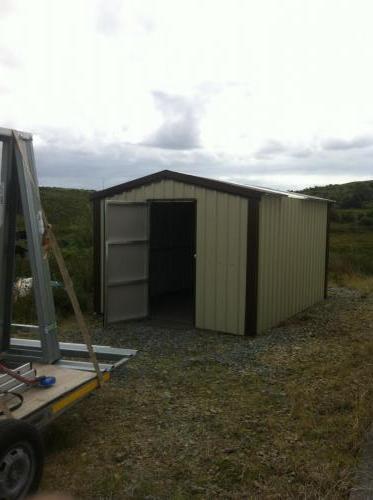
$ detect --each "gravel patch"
[60,286,370,379]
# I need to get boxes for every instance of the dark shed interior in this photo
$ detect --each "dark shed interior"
[149,201,196,324]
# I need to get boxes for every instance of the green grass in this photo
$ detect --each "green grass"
[41,294,373,498]
[330,225,373,276]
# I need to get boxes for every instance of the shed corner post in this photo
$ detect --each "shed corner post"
[92,197,102,314]
[245,196,261,336]
[324,201,332,299]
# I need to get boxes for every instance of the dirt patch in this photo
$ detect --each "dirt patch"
[41,288,373,499]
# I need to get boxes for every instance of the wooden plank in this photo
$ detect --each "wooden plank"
[43,216,104,385]
[11,364,96,419]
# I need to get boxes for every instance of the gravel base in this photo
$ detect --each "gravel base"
[60,286,369,379]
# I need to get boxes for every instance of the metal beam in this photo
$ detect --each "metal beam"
[0,138,18,351]
[0,127,32,141]
[55,358,130,372]
[13,133,61,363]
[10,338,137,359]
[11,323,39,332]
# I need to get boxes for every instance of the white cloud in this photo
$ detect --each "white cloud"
[96,0,123,35]
[142,91,204,149]
[322,135,373,151]
[0,0,373,190]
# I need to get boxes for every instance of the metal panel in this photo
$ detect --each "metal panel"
[105,201,149,323]
[107,243,148,284]
[91,169,332,202]
[7,338,136,372]
[106,201,148,242]
[107,282,148,322]
[13,135,60,362]
[10,338,137,358]
[0,138,17,350]
[55,359,128,372]
[257,196,328,332]
[0,133,60,361]
[0,128,32,141]
[107,179,248,335]
[98,177,328,335]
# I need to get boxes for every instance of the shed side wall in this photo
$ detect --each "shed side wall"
[107,179,248,335]
[257,197,327,332]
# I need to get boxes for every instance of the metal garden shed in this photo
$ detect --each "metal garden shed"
[91,170,332,335]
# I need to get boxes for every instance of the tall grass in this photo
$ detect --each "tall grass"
[12,187,93,324]
[329,223,373,292]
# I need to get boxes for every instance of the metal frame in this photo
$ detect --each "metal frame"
[0,135,17,351]
[14,135,60,361]
[0,127,137,449]
[0,129,60,363]
[1,129,138,368]
[8,338,135,371]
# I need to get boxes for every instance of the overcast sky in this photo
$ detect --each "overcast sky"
[1,0,373,191]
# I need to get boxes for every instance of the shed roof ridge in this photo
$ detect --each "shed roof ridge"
[90,169,333,202]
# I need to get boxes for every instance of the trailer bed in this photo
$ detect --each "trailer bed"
[0,340,136,427]
[0,363,110,429]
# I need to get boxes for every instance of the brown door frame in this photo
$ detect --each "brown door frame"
[245,197,261,336]
[324,202,332,299]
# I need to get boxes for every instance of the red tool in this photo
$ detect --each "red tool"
[0,362,56,387]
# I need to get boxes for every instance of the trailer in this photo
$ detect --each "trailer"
[0,128,136,499]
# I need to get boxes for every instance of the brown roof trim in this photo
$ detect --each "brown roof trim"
[245,198,260,336]
[90,170,263,201]
[324,202,332,299]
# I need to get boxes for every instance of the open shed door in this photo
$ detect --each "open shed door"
[104,201,149,324]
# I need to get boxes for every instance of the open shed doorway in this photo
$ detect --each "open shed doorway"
[149,201,196,326]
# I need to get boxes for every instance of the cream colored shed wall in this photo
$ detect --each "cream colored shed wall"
[257,196,327,332]
[108,179,248,335]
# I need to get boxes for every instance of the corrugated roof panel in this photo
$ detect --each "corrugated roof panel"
[90,169,334,202]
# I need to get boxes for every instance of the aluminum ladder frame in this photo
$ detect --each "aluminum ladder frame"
[0,128,60,363]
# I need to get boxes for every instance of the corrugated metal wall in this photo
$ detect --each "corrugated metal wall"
[257,196,327,332]
[106,179,248,335]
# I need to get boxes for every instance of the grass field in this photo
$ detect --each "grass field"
[41,289,373,498]
[329,223,373,293]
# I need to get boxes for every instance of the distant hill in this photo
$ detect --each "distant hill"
[300,180,373,209]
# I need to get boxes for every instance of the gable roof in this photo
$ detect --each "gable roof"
[90,169,332,202]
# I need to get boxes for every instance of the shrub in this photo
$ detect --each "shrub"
[359,216,373,226]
